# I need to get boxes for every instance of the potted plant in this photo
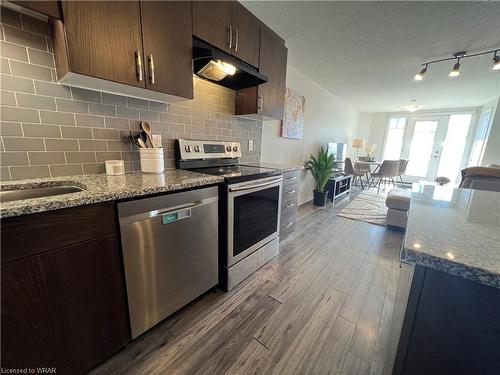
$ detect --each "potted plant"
[305,146,335,207]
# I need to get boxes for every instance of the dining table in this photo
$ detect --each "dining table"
[334,160,382,172]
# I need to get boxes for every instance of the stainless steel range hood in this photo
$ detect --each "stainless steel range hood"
[193,38,267,90]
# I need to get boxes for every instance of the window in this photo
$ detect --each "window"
[468,110,492,167]
[436,114,472,183]
[383,117,406,160]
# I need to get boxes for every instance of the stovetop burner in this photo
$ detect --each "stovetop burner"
[192,164,281,183]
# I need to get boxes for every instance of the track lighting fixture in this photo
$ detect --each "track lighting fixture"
[493,52,500,70]
[449,59,460,77]
[414,48,499,80]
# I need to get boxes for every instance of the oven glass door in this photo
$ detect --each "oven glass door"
[228,178,282,266]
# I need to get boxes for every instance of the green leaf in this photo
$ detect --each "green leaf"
[304,146,336,192]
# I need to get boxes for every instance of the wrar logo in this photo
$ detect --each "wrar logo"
[36,369,56,374]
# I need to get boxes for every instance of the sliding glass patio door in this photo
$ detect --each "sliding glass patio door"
[401,116,448,183]
[399,114,473,184]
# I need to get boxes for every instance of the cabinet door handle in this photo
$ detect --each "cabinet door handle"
[285,221,294,228]
[286,176,297,180]
[135,50,143,82]
[285,203,295,208]
[257,95,263,110]
[228,25,233,49]
[148,54,155,85]
[287,190,296,194]
[234,28,239,51]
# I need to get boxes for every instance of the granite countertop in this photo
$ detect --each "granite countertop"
[0,170,224,219]
[404,185,500,288]
[252,161,304,172]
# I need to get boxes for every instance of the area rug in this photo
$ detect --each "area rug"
[337,191,387,226]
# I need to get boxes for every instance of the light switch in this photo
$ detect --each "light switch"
[248,140,254,151]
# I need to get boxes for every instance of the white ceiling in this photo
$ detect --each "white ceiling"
[243,1,500,113]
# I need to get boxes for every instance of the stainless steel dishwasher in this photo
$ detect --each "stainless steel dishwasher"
[117,186,218,338]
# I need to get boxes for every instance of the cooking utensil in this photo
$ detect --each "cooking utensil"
[139,131,149,148]
[140,121,155,148]
[137,138,147,148]
[130,131,142,148]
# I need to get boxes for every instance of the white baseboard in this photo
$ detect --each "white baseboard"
[298,195,313,206]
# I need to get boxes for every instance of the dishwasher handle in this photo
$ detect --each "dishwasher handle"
[119,196,218,225]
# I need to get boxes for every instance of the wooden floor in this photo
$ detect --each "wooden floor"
[92,190,414,375]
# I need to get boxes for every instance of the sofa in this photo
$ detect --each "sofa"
[459,166,500,193]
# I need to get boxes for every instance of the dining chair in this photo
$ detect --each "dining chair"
[397,159,409,188]
[345,158,366,189]
[369,160,400,193]
[355,162,371,183]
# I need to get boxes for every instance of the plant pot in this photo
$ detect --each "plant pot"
[313,189,328,207]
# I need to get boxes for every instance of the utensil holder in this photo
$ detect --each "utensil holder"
[140,148,164,174]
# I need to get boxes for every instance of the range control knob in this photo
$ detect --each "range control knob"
[184,145,191,152]
[194,145,200,152]
[233,146,238,152]
[226,146,232,152]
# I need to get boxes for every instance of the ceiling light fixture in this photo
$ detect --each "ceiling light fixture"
[413,48,500,80]
[405,100,420,112]
[449,59,460,77]
[493,52,500,70]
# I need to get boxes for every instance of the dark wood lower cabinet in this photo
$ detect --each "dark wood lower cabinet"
[393,265,500,375]
[1,204,130,374]
[280,169,299,242]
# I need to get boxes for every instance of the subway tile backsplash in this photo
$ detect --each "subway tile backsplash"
[0,7,262,180]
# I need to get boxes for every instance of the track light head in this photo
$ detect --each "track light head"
[449,60,460,77]
[493,52,500,70]
[414,65,427,81]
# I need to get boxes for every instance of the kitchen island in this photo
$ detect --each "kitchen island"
[393,185,500,375]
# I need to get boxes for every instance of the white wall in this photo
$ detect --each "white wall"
[350,113,389,161]
[260,64,359,204]
[364,113,388,161]
[480,96,500,166]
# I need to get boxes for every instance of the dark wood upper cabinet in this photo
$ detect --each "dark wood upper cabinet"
[235,24,287,120]
[192,1,260,68]
[1,203,130,374]
[141,1,194,99]
[51,1,193,102]
[59,1,144,88]
[192,1,233,54]
[231,2,260,68]
[258,24,287,119]
[11,1,61,19]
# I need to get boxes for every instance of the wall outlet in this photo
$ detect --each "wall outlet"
[152,134,162,148]
[248,140,254,151]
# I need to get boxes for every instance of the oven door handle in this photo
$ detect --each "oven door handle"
[228,177,283,192]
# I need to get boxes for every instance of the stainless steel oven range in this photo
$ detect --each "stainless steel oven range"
[176,139,282,290]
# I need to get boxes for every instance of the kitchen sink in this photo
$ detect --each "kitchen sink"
[0,185,84,203]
